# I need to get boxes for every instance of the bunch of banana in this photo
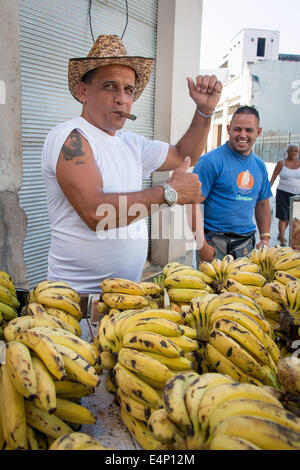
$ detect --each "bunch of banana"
[147,371,236,450]
[26,302,82,337]
[161,263,214,309]
[250,245,300,282]
[179,291,282,387]
[0,270,19,323]
[29,280,82,323]
[0,330,99,449]
[201,380,300,450]
[49,432,113,450]
[198,255,264,295]
[99,277,161,311]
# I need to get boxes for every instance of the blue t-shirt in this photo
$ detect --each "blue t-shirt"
[193,142,272,234]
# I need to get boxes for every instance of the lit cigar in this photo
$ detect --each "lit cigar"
[120,111,137,121]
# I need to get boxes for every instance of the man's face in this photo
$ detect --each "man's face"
[227,113,262,156]
[77,64,136,136]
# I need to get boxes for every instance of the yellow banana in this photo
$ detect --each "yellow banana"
[54,397,96,424]
[138,281,162,296]
[147,408,186,447]
[0,300,18,320]
[184,372,235,449]
[35,292,82,320]
[162,371,199,436]
[255,296,282,321]
[120,407,161,450]
[35,282,81,304]
[5,341,38,399]
[275,270,300,286]
[24,400,73,439]
[49,432,112,450]
[55,344,100,388]
[101,292,148,310]
[114,362,163,408]
[25,425,40,450]
[14,330,66,380]
[208,398,300,436]
[100,277,145,295]
[0,284,19,309]
[45,307,82,337]
[211,414,300,450]
[54,379,94,398]
[120,316,183,340]
[198,261,218,279]
[274,252,300,271]
[31,356,57,414]
[211,258,223,279]
[0,363,27,449]
[122,331,183,358]
[27,326,96,365]
[117,388,155,422]
[228,271,266,287]
[99,350,116,370]
[208,329,272,384]
[209,433,261,450]
[261,281,288,306]
[164,275,210,291]
[204,291,262,319]
[223,278,261,300]
[168,288,209,303]
[3,315,62,342]
[139,350,194,371]
[219,254,235,278]
[198,380,283,433]
[118,347,174,384]
[168,335,198,353]
[206,344,263,386]
[0,274,16,296]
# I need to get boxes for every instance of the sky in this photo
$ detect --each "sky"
[200,0,300,69]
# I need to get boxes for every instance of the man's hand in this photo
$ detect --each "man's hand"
[187,75,222,115]
[168,156,203,205]
[198,240,216,263]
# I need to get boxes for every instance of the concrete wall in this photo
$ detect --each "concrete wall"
[249,60,300,135]
[151,0,203,267]
[0,0,27,287]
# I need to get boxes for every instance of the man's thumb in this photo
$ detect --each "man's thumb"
[178,156,191,171]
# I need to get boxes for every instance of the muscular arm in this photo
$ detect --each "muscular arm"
[56,130,202,232]
[255,198,272,247]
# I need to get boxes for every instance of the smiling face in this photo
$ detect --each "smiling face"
[287,146,299,160]
[76,64,136,136]
[227,113,262,156]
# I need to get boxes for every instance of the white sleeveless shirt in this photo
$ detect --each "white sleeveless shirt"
[277,162,300,194]
[42,117,169,293]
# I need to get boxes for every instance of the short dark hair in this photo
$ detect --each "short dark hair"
[232,105,260,124]
[81,68,99,84]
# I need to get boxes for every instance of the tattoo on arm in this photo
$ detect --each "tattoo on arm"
[62,129,85,161]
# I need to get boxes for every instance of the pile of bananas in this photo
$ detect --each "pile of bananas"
[94,305,201,449]
[98,277,162,313]
[161,262,213,307]
[147,371,300,450]
[49,432,113,450]
[181,291,281,388]
[0,306,101,449]
[27,280,83,330]
[250,244,300,282]
[0,270,20,338]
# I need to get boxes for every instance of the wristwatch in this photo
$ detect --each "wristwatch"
[160,183,178,206]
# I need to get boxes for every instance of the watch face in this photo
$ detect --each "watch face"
[166,188,177,204]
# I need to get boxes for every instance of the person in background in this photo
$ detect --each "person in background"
[42,34,222,294]
[191,105,272,264]
[269,143,300,246]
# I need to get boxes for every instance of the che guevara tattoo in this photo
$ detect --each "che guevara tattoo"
[62,129,85,163]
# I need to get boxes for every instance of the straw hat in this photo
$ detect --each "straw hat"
[68,34,154,102]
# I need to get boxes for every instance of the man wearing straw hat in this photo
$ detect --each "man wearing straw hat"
[42,35,222,294]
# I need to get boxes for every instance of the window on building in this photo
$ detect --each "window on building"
[257,37,266,57]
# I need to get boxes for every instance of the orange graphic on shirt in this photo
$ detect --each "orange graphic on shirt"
[237,170,254,190]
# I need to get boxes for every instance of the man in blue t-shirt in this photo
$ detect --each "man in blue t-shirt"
[192,105,272,263]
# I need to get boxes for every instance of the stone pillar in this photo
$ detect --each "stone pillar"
[151,0,203,267]
[0,0,27,288]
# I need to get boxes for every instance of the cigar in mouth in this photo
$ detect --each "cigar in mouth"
[119,111,137,121]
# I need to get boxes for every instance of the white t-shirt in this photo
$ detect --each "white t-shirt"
[42,117,169,293]
[277,163,300,194]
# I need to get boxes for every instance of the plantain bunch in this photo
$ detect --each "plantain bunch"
[147,371,300,450]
